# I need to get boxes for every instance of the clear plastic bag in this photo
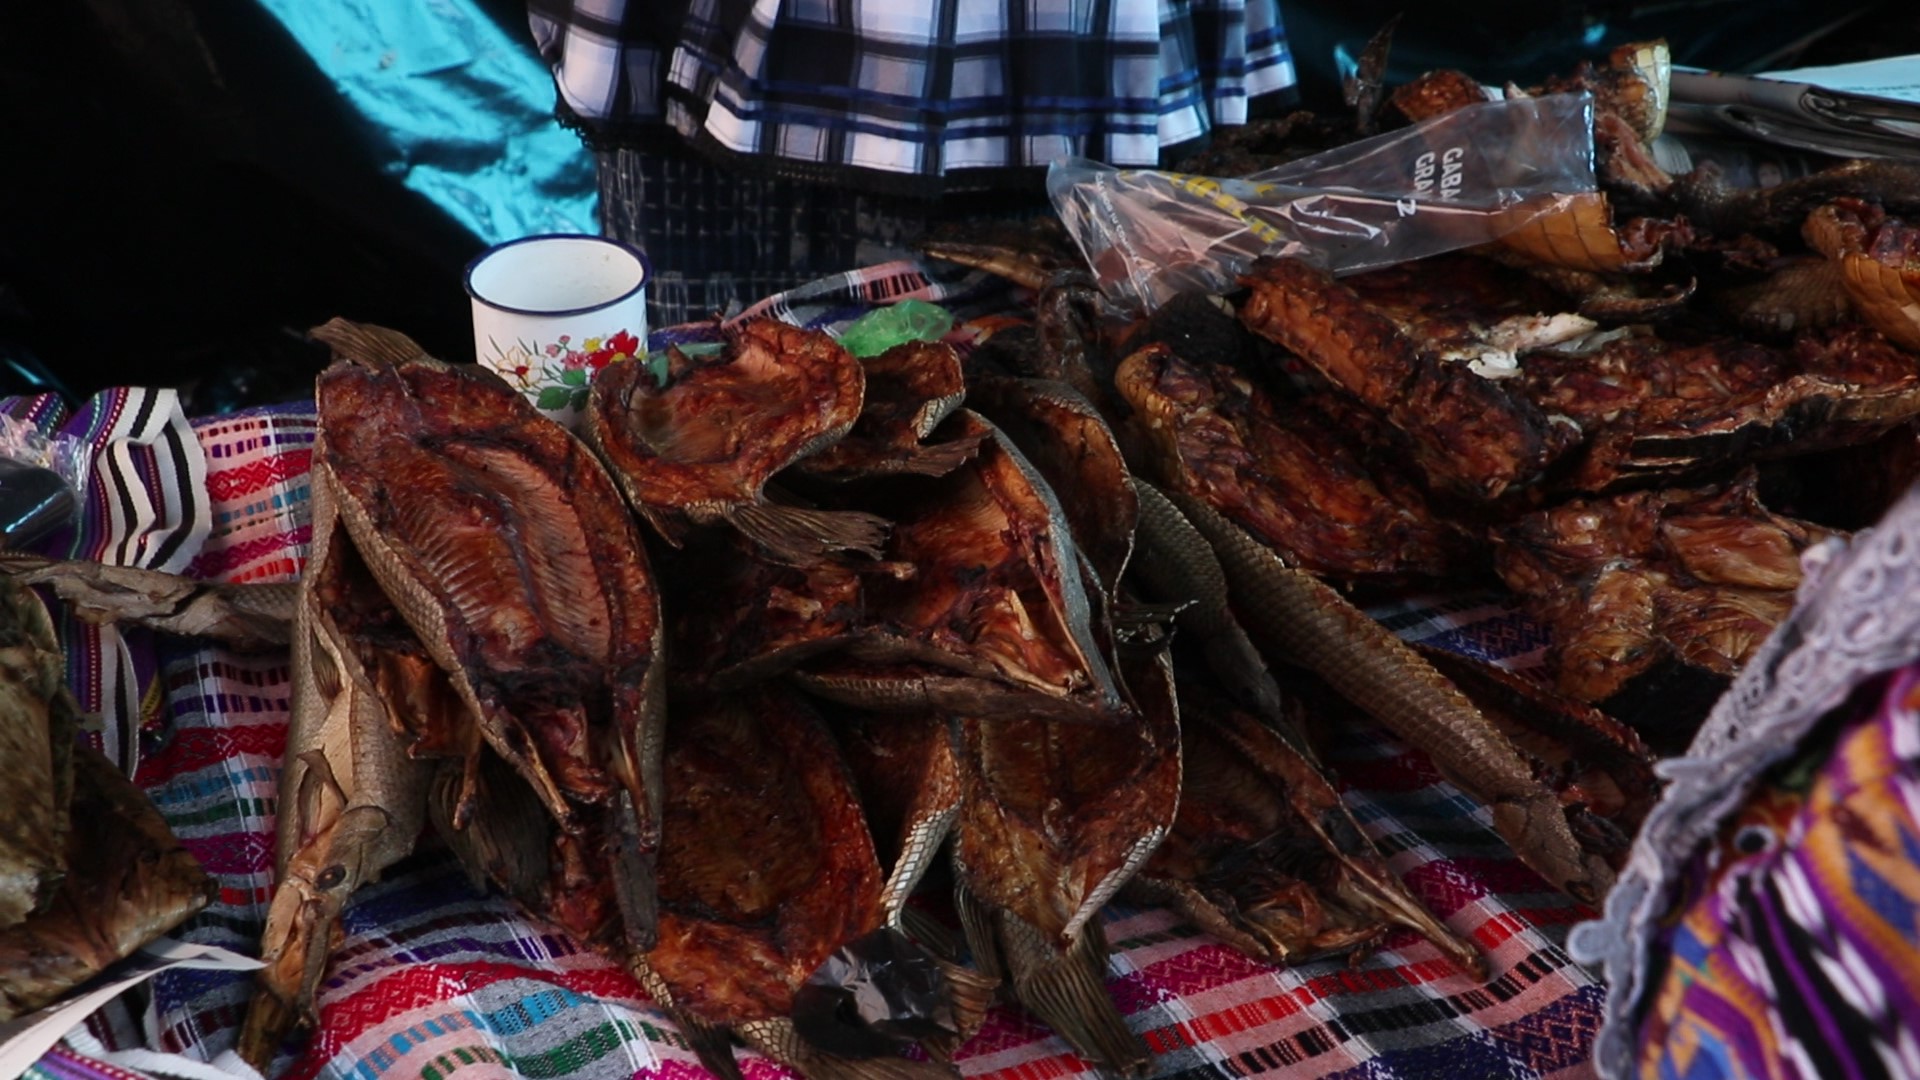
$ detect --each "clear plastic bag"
[1047,92,1600,312]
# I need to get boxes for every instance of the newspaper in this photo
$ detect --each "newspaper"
[1668,54,1920,160]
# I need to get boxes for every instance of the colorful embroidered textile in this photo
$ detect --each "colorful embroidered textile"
[20,263,1608,1080]
[1573,477,1920,1079]
[1630,661,1920,1078]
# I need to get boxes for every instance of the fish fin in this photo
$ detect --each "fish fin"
[679,1011,746,1080]
[310,318,430,370]
[895,433,988,477]
[1123,876,1276,965]
[921,956,1001,1062]
[292,751,347,846]
[1000,914,1152,1076]
[951,878,1007,985]
[1332,873,1486,981]
[728,503,892,564]
[742,1019,961,1080]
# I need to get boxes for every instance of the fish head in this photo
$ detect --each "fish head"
[256,751,399,1018]
[789,927,963,1059]
[1490,795,1617,907]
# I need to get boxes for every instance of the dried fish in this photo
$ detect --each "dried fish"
[1491,472,1831,728]
[636,686,990,1080]
[794,340,984,481]
[966,375,1137,601]
[237,468,432,1069]
[794,412,1129,725]
[824,707,961,928]
[950,650,1182,1076]
[1167,491,1614,904]
[586,318,890,562]
[1127,683,1483,977]
[310,318,666,858]
[1237,257,1577,499]
[1115,341,1466,583]
[0,553,296,649]
[0,742,214,1021]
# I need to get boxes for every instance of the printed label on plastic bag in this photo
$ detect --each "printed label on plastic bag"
[1047,92,1599,312]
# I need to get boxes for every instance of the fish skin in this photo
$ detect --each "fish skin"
[824,708,962,926]
[965,375,1138,601]
[308,318,666,874]
[0,579,71,930]
[1166,490,1615,904]
[1237,257,1575,500]
[1129,480,1289,734]
[238,469,431,1071]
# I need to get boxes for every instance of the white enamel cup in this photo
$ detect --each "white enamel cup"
[465,234,651,428]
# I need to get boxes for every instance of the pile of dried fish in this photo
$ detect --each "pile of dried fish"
[19,33,1920,1078]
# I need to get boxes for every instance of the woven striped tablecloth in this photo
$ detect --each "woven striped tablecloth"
[12,260,1605,1080]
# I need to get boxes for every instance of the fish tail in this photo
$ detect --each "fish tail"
[952,878,1007,984]
[309,318,429,369]
[1001,914,1152,1076]
[728,502,892,563]
[236,989,300,1075]
[921,955,1001,1062]
[679,1011,746,1080]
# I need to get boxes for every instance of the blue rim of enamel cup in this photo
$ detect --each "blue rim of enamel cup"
[463,233,653,318]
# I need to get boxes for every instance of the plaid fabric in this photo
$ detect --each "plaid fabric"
[527,0,1297,196]
[24,265,1608,1080]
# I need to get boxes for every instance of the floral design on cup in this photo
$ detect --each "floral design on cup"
[487,329,643,413]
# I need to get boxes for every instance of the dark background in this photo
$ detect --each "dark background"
[0,0,1909,416]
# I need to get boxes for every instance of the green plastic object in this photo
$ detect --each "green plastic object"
[837,300,955,358]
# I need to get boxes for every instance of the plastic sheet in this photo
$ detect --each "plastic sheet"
[1048,92,1600,312]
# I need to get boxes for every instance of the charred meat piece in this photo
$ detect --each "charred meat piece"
[1115,341,1468,583]
[794,413,1129,725]
[1492,473,1834,722]
[587,318,889,561]
[1128,683,1483,976]
[917,215,1085,293]
[1238,256,1578,499]
[638,686,986,1080]
[794,340,984,482]
[951,650,1182,1076]
[310,318,665,845]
